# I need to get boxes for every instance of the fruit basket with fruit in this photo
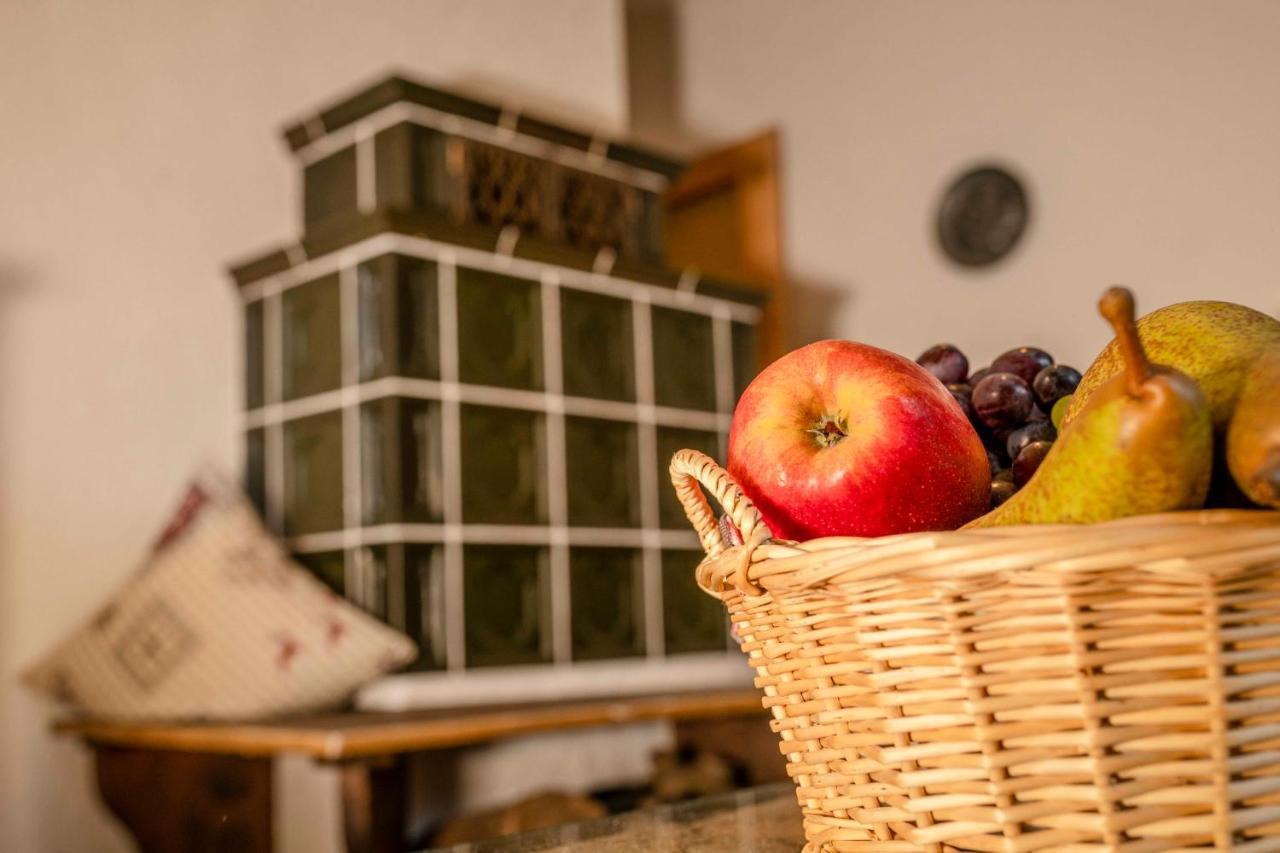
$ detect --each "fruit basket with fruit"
[670,288,1280,851]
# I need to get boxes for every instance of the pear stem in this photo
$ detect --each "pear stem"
[1099,286,1150,397]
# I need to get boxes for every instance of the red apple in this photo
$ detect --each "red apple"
[727,340,989,539]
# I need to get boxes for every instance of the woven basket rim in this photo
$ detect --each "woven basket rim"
[670,448,1280,597]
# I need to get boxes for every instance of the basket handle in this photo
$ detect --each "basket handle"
[669,449,772,558]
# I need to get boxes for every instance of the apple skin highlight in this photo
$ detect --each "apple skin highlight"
[727,339,990,540]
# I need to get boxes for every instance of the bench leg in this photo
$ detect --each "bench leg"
[93,744,273,853]
[340,757,407,853]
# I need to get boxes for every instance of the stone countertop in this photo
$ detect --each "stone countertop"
[423,783,804,852]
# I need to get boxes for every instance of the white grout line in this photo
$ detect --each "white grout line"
[355,124,376,214]
[540,272,572,664]
[495,224,520,258]
[339,264,360,515]
[241,376,729,433]
[592,246,616,276]
[676,267,700,294]
[436,257,466,671]
[338,263,364,612]
[237,231,762,325]
[640,546,664,658]
[497,105,519,134]
[291,100,669,193]
[338,264,366,577]
[263,293,285,534]
[631,296,665,658]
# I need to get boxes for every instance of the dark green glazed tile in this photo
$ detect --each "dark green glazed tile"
[731,321,759,403]
[294,550,346,597]
[565,416,639,527]
[604,142,685,181]
[373,123,454,217]
[651,306,716,411]
[282,411,343,535]
[359,399,390,525]
[304,147,357,230]
[405,544,446,670]
[245,428,266,518]
[349,545,389,619]
[282,274,341,401]
[244,301,265,409]
[656,427,721,529]
[570,547,644,661]
[360,398,444,525]
[230,247,294,288]
[638,192,665,266]
[464,545,550,667]
[560,289,635,402]
[662,550,726,654]
[358,255,440,382]
[514,115,591,151]
[456,267,543,390]
[460,405,547,524]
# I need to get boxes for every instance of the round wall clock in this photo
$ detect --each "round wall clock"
[936,166,1029,267]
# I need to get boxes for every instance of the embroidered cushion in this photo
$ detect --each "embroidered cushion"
[23,469,416,720]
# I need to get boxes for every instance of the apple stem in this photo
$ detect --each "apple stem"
[1099,286,1150,397]
[809,415,847,448]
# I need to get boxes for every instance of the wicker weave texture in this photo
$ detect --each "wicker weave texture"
[671,449,1280,852]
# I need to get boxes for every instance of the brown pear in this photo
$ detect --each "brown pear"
[1226,346,1280,508]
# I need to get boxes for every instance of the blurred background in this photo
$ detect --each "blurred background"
[3,1,1280,851]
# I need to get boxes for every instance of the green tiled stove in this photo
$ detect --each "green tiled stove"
[231,76,763,708]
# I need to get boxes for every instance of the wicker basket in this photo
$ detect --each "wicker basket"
[670,448,1280,852]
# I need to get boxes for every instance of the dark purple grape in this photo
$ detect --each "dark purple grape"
[982,433,1010,468]
[1027,405,1048,422]
[972,372,1034,430]
[1032,364,1082,408]
[1006,421,1057,461]
[985,449,1001,477]
[991,480,1016,507]
[1013,440,1053,487]
[990,347,1054,385]
[993,467,1014,484]
[917,344,969,384]
[946,383,975,420]
[967,366,993,388]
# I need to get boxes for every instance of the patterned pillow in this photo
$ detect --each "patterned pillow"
[23,469,417,720]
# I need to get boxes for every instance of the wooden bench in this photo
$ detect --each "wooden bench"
[57,689,777,853]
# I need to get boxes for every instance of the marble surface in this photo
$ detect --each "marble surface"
[424,783,805,852]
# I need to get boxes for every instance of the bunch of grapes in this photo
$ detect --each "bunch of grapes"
[917,344,1081,508]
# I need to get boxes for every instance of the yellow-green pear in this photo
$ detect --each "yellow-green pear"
[1064,300,1280,432]
[966,287,1213,528]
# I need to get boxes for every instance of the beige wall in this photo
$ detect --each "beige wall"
[655,0,1280,367]
[0,2,627,850]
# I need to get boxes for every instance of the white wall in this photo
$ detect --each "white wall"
[0,2,627,850]
[659,0,1280,368]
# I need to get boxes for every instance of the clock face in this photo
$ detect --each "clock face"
[937,166,1029,267]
